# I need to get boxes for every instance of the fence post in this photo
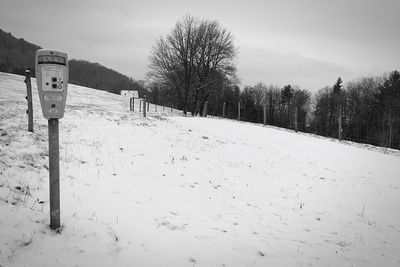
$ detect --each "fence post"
[295,108,298,132]
[147,101,150,112]
[237,101,241,121]
[130,97,133,111]
[338,109,342,141]
[203,101,208,117]
[143,96,147,117]
[222,102,226,118]
[25,70,34,132]
[263,104,267,125]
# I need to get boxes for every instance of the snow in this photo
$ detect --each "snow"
[1,71,400,266]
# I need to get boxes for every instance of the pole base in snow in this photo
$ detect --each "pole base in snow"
[48,118,60,230]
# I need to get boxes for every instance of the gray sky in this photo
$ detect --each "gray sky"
[1,0,399,91]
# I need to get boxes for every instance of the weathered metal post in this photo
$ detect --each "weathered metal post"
[129,97,133,111]
[25,70,34,132]
[237,101,241,121]
[338,109,342,141]
[203,101,208,117]
[263,104,267,125]
[48,118,60,229]
[143,96,147,117]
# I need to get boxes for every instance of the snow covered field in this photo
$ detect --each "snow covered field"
[1,72,400,267]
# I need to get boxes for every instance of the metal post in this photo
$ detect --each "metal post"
[147,101,150,112]
[139,100,142,112]
[25,70,34,132]
[143,96,147,117]
[263,104,267,125]
[203,101,208,117]
[132,97,134,112]
[129,98,133,111]
[295,108,298,132]
[338,109,342,141]
[238,101,241,121]
[48,118,60,230]
[222,102,226,118]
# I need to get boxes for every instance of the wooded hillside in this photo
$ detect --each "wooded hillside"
[0,29,40,75]
[0,29,145,96]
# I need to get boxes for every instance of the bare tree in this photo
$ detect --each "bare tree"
[252,82,267,106]
[147,15,237,115]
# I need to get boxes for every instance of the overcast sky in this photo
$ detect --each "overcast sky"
[1,0,399,91]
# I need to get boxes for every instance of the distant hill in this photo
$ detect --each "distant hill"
[0,29,40,75]
[68,59,145,95]
[0,29,146,96]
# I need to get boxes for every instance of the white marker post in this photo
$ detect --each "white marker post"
[35,49,69,230]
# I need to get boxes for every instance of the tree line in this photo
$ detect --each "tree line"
[312,72,400,148]
[147,15,400,150]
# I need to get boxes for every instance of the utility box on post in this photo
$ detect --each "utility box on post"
[35,49,68,231]
[35,49,69,119]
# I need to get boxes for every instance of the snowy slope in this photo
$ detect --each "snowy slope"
[1,72,400,267]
